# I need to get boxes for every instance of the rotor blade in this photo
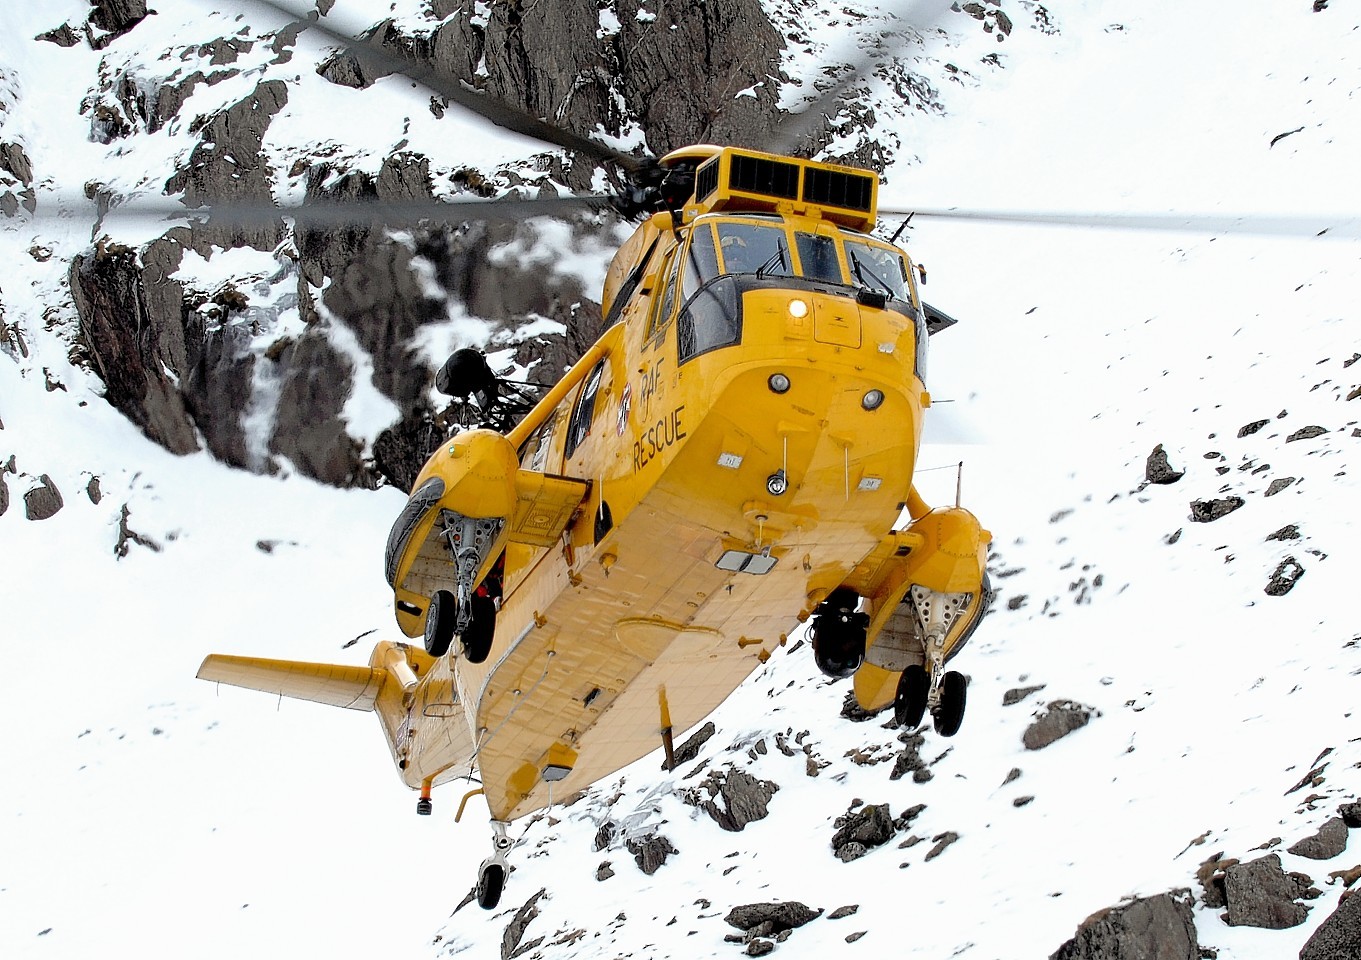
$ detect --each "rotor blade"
[878,206,1361,239]
[771,0,956,155]
[84,193,615,230]
[235,0,654,178]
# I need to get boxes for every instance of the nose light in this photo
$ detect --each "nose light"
[788,298,808,318]
[766,470,789,496]
[862,389,885,411]
[768,373,791,394]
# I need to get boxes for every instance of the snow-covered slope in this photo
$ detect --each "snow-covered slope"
[3,2,1359,959]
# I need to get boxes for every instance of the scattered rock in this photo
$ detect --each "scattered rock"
[23,474,64,520]
[845,931,866,943]
[828,905,858,920]
[1197,853,1239,909]
[1265,557,1305,596]
[832,802,895,860]
[85,475,102,504]
[1289,819,1350,860]
[1023,701,1095,750]
[1145,444,1184,485]
[1267,524,1301,541]
[1050,889,1200,960]
[1238,419,1270,438]
[1190,496,1245,523]
[1287,425,1328,442]
[36,23,80,46]
[724,902,822,933]
[889,729,932,782]
[925,831,959,860]
[1265,477,1296,497]
[1340,802,1361,828]
[1300,890,1361,960]
[595,861,613,881]
[1013,796,1034,807]
[115,503,161,557]
[592,820,617,852]
[625,833,677,875]
[0,472,7,517]
[746,939,774,957]
[668,721,716,768]
[1003,684,1046,706]
[1223,854,1314,929]
[689,766,779,832]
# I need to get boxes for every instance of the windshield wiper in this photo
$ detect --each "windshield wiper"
[755,240,787,279]
[850,252,894,300]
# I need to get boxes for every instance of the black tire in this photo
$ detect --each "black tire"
[460,593,498,664]
[477,862,506,910]
[894,664,930,728]
[811,588,867,678]
[933,670,968,737]
[423,590,457,657]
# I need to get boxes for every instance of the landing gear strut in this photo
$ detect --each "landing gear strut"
[476,821,513,910]
[890,583,981,737]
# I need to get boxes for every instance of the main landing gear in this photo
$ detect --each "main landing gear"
[811,587,869,678]
[423,589,497,663]
[892,583,975,736]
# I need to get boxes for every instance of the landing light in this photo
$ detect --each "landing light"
[766,470,789,496]
[862,389,885,411]
[768,373,791,394]
[788,298,808,319]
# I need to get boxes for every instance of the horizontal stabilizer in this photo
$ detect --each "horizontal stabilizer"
[197,655,385,711]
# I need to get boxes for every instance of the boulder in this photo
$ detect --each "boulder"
[1289,819,1350,860]
[1265,557,1305,596]
[1023,701,1095,750]
[24,474,64,521]
[1049,889,1199,960]
[625,833,677,875]
[1299,890,1361,960]
[831,802,896,859]
[723,901,822,933]
[1145,444,1184,484]
[1222,854,1313,929]
[691,766,779,832]
[1189,496,1245,522]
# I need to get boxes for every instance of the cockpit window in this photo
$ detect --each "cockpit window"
[682,223,720,301]
[843,238,912,303]
[795,232,843,283]
[715,222,793,277]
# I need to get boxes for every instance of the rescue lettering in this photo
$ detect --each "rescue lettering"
[638,359,665,414]
[632,405,686,471]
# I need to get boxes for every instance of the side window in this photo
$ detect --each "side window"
[564,360,606,460]
[517,417,556,472]
[681,223,720,302]
[648,251,683,340]
[844,239,911,301]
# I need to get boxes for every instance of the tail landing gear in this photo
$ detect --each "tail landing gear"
[477,821,513,910]
[811,587,869,678]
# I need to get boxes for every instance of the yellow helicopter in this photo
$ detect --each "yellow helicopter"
[195,1,992,911]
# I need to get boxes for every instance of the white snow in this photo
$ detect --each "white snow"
[2,1,1360,959]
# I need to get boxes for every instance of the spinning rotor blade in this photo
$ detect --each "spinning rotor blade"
[239,0,656,179]
[94,192,614,230]
[878,206,1361,239]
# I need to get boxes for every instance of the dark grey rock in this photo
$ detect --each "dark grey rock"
[626,833,677,875]
[1238,419,1270,438]
[87,0,149,49]
[1299,890,1361,960]
[1223,854,1312,928]
[1190,496,1245,522]
[692,766,779,832]
[835,841,867,862]
[925,831,959,860]
[1340,802,1361,828]
[595,861,613,881]
[723,901,822,932]
[832,802,895,858]
[85,476,102,505]
[667,721,715,768]
[592,820,617,852]
[889,729,930,782]
[828,905,858,920]
[1049,889,1199,960]
[0,143,32,185]
[1023,701,1095,750]
[1145,444,1184,485]
[1267,524,1301,541]
[35,23,80,46]
[1287,425,1328,442]
[1265,477,1296,496]
[23,474,63,521]
[1003,684,1046,706]
[0,472,7,517]
[115,503,161,558]
[1265,557,1305,596]
[746,939,774,957]
[500,887,546,960]
[1289,819,1349,860]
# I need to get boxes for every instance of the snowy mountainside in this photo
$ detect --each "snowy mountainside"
[3,2,1361,960]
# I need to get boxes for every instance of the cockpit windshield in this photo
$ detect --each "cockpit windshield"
[683,217,915,306]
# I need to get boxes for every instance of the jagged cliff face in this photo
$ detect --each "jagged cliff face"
[40,0,798,491]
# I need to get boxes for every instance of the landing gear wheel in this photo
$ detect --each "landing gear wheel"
[894,664,930,728]
[460,593,498,664]
[811,588,868,679]
[476,862,506,910]
[933,670,968,737]
[423,590,457,657]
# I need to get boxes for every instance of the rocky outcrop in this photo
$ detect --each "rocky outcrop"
[1290,819,1350,860]
[687,766,779,832]
[1300,891,1361,960]
[500,887,546,960]
[831,803,895,862]
[1049,889,1199,960]
[625,833,677,875]
[723,901,822,935]
[1190,496,1245,522]
[1265,557,1305,596]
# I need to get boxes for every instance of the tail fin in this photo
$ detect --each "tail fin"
[197,655,385,711]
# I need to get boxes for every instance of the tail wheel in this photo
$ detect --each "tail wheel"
[811,588,868,679]
[933,670,968,737]
[423,590,457,657]
[894,664,930,728]
[460,593,498,664]
[477,862,506,910]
